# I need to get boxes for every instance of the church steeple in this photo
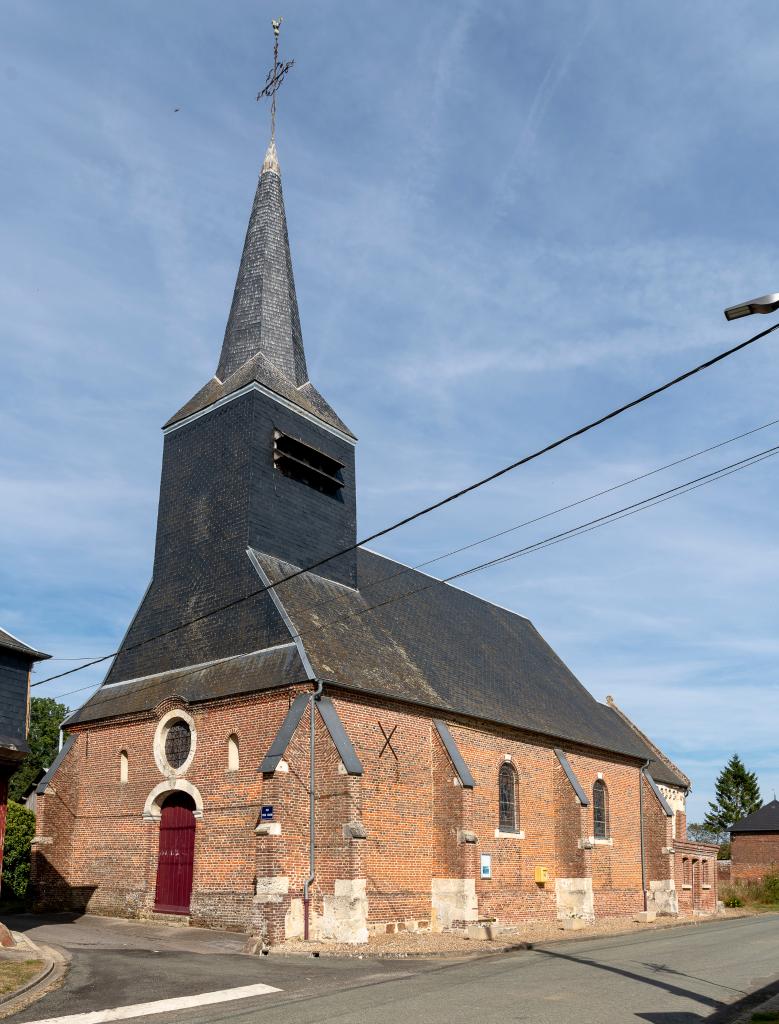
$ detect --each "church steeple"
[216,139,308,385]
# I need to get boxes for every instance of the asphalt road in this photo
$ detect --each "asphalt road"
[5,912,779,1024]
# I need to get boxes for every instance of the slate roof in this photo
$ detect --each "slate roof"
[163,140,354,440]
[67,546,687,777]
[164,351,353,438]
[251,547,685,771]
[0,626,50,661]
[67,643,306,725]
[730,799,779,833]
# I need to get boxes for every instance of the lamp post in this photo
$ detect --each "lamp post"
[723,292,779,321]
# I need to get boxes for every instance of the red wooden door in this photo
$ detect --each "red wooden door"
[154,793,196,914]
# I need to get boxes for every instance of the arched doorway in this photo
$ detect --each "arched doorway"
[154,792,196,914]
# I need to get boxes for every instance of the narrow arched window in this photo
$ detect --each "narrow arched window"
[592,779,609,838]
[683,857,690,885]
[702,859,708,885]
[119,750,129,784]
[227,734,239,772]
[498,762,518,832]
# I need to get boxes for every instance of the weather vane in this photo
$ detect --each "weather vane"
[257,17,294,142]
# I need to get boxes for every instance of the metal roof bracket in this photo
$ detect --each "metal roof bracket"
[644,770,674,817]
[554,748,590,806]
[433,720,475,789]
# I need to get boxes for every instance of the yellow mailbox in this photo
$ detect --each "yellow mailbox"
[534,865,549,884]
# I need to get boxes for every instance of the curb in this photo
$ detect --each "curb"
[0,958,55,1008]
[0,938,69,1019]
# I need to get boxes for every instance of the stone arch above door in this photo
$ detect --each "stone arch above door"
[143,778,204,821]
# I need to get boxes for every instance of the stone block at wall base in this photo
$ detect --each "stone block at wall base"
[431,879,478,932]
[559,918,588,931]
[647,879,678,916]
[555,878,595,922]
[633,911,656,924]
[315,880,369,944]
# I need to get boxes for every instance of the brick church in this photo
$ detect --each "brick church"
[32,127,718,942]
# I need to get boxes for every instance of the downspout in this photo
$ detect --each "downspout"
[303,680,324,940]
[639,760,650,912]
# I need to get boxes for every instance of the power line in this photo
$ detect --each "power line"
[31,318,779,688]
[42,413,779,662]
[38,437,779,711]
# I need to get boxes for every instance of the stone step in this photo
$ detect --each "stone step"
[142,911,191,928]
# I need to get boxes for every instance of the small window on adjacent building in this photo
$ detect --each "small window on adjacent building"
[593,779,609,839]
[273,430,344,498]
[119,750,129,784]
[498,762,519,832]
[227,734,239,772]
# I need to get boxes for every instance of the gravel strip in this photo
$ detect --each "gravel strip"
[271,909,753,958]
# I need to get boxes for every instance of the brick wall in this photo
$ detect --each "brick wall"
[731,833,779,882]
[674,840,719,914]
[34,684,702,938]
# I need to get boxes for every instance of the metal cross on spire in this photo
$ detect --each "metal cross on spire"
[257,17,295,142]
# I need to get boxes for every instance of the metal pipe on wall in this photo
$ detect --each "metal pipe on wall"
[639,760,650,912]
[303,680,324,940]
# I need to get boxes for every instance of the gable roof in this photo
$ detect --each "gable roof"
[730,799,779,833]
[254,547,680,767]
[66,546,687,777]
[0,626,50,662]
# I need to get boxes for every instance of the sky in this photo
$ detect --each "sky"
[2,1,778,822]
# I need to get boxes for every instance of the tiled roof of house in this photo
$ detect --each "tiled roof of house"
[730,799,779,833]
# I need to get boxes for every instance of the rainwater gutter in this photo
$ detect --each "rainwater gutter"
[303,679,324,940]
[639,760,650,912]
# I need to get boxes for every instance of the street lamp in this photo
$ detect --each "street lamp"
[723,292,779,321]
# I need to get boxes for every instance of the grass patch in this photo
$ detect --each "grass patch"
[0,959,44,996]
[751,1012,779,1022]
[722,874,779,910]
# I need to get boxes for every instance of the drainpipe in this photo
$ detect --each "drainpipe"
[303,680,324,940]
[639,760,650,912]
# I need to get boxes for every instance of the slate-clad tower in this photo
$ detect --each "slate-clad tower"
[106,141,357,686]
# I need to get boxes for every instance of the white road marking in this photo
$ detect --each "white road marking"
[23,982,282,1024]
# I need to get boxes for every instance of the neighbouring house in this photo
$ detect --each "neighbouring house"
[729,800,779,882]
[31,127,718,943]
[0,627,50,882]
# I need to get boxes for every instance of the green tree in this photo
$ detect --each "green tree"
[704,754,762,832]
[1,801,36,900]
[8,697,69,803]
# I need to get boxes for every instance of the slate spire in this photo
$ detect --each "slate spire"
[216,139,308,385]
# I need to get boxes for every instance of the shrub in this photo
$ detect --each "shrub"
[721,874,779,908]
[1,802,35,901]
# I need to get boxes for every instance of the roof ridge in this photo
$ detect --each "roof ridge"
[605,695,690,788]
[358,547,532,623]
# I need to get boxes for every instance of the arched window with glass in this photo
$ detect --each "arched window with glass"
[498,762,519,833]
[592,779,609,839]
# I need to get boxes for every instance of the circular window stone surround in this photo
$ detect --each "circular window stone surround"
[153,708,197,778]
